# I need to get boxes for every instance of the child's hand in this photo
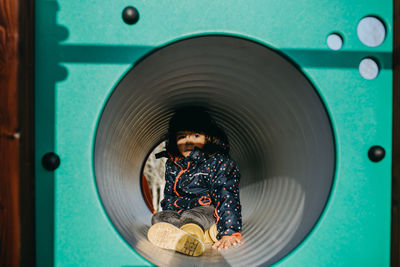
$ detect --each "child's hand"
[212,235,241,250]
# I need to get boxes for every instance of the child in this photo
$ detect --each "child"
[147,107,242,256]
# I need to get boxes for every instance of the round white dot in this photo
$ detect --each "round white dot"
[357,16,386,47]
[327,33,343,50]
[359,58,379,80]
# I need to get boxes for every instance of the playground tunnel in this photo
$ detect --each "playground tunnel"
[94,36,335,266]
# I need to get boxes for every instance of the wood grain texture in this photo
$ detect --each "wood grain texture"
[0,0,20,266]
[393,0,400,266]
[0,0,35,266]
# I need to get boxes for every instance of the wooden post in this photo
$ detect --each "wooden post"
[0,0,35,266]
[0,1,22,265]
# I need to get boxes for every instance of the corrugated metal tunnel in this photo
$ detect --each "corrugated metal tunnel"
[94,36,335,266]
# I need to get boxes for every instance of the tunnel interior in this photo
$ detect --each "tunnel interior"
[94,36,335,266]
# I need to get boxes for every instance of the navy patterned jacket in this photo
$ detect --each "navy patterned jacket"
[159,145,242,239]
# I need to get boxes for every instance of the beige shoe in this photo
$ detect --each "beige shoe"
[148,222,205,256]
[180,223,205,242]
[205,224,219,243]
[180,223,218,244]
[203,229,214,244]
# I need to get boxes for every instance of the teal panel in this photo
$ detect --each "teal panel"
[35,0,392,266]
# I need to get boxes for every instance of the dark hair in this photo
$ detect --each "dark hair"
[165,107,229,157]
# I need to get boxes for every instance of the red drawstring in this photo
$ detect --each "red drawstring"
[214,201,220,223]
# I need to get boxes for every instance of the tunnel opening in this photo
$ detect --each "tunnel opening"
[94,35,335,266]
[141,141,167,214]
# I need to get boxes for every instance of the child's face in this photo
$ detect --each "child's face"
[176,131,206,157]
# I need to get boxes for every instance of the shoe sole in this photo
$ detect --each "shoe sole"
[148,222,205,256]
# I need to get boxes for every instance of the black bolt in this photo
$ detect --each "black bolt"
[42,152,61,171]
[122,6,139,25]
[368,145,385,162]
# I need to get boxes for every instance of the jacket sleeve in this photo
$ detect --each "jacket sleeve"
[210,156,242,239]
[160,161,177,211]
